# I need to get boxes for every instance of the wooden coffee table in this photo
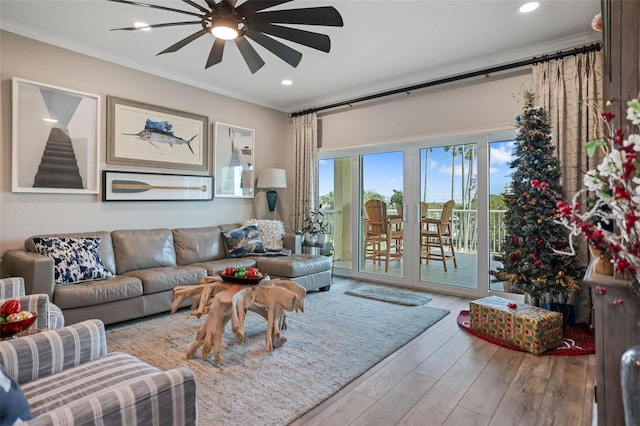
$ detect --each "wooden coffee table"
[171,277,305,362]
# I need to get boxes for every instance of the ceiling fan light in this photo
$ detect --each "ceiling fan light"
[134,21,151,31]
[210,16,239,40]
[519,2,539,13]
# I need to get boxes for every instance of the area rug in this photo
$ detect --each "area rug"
[105,286,450,425]
[344,284,432,306]
[457,310,595,356]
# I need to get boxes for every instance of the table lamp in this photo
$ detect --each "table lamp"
[257,168,287,216]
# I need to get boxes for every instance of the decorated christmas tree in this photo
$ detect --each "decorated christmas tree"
[490,92,583,303]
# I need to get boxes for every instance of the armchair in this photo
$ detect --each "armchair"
[0,319,197,425]
[0,277,64,330]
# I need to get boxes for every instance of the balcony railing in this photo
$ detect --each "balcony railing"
[321,208,508,255]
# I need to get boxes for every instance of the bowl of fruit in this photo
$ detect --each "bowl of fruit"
[219,266,265,284]
[0,299,37,340]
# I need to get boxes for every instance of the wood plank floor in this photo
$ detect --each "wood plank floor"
[291,277,595,426]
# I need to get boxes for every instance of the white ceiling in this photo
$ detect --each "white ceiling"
[0,0,601,113]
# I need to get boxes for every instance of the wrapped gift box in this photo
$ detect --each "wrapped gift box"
[469,296,563,355]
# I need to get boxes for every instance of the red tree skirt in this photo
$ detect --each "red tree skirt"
[457,310,595,356]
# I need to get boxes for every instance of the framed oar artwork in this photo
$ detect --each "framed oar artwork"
[102,171,213,201]
[107,96,208,171]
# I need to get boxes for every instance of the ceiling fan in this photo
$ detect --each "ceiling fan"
[107,0,344,74]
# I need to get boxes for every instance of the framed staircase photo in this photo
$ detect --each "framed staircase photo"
[11,78,100,194]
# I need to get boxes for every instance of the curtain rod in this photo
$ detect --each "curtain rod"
[289,42,602,118]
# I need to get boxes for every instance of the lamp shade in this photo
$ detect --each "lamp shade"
[257,168,287,189]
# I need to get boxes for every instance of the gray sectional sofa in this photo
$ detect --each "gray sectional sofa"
[2,224,331,325]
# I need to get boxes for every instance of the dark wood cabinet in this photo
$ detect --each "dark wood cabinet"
[585,264,640,425]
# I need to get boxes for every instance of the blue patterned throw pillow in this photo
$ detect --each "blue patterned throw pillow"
[222,225,266,258]
[33,237,113,284]
[0,365,33,424]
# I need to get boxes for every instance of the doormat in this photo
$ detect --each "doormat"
[345,284,432,306]
[457,310,595,356]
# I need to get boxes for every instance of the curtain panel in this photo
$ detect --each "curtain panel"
[532,50,603,202]
[532,50,603,323]
[292,113,318,233]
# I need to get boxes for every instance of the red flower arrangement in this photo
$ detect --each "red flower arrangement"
[531,99,640,294]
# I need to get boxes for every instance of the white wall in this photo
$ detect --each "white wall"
[0,31,289,254]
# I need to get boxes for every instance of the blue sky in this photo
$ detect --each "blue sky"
[319,140,515,203]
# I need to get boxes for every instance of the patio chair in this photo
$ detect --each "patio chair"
[364,199,403,273]
[421,199,458,271]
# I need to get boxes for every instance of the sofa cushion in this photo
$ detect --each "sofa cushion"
[32,237,113,284]
[112,229,176,274]
[0,365,34,423]
[22,352,160,417]
[123,266,207,294]
[52,275,143,309]
[253,254,332,278]
[222,225,266,258]
[243,219,285,249]
[26,231,116,275]
[173,226,226,265]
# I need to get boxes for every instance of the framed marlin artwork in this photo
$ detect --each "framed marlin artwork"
[107,96,209,171]
[11,78,100,194]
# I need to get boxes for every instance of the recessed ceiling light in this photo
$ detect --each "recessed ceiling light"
[42,118,58,123]
[281,79,293,86]
[134,21,151,31]
[519,2,540,13]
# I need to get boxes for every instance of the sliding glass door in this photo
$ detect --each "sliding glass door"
[359,151,404,279]
[318,129,515,298]
[318,157,352,270]
[418,142,478,290]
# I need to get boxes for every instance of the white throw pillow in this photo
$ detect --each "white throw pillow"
[244,219,285,250]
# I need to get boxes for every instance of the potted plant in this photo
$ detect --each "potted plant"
[302,205,328,244]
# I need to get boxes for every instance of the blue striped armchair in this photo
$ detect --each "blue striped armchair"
[0,277,64,330]
[0,319,197,425]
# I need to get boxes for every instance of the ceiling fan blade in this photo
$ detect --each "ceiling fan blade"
[106,0,201,18]
[246,29,302,67]
[206,38,226,69]
[158,29,208,55]
[234,37,266,74]
[250,22,331,52]
[236,0,294,16]
[181,0,209,14]
[250,7,344,27]
[111,21,201,31]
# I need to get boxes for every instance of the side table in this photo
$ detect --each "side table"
[301,240,333,256]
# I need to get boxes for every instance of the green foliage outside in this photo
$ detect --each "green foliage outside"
[319,191,334,210]
[389,190,403,208]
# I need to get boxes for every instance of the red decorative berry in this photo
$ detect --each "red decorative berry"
[508,303,518,309]
[596,286,607,295]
